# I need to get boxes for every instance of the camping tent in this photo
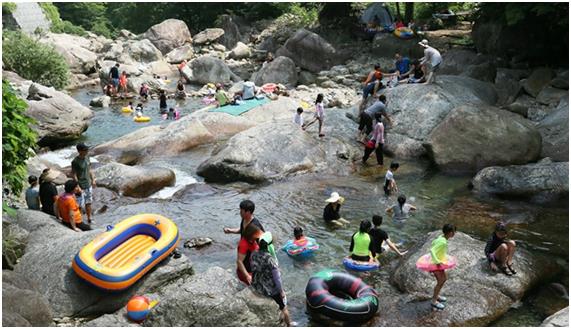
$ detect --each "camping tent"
[360,3,393,26]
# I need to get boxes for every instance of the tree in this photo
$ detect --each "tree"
[405,3,414,23]
[395,2,402,21]
[2,80,37,196]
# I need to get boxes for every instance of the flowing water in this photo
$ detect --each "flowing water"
[54,87,568,326]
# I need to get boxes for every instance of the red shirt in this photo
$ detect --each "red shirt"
[238,238,259,273]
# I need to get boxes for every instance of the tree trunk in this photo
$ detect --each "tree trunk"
[405,3,414,23]
[395,2,402,21]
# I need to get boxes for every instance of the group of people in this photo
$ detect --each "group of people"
[104,63,129,98]
[25,143,96,232]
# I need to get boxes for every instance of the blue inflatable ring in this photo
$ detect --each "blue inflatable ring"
[343,256,380,272]
[282,237,319,259]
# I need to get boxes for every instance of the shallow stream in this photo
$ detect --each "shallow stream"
[50,86,568,326]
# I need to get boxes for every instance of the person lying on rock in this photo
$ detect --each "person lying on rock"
[250,237,293,326]
[323,192,350,227]
[485,222,517,276]
[54,180,92,232]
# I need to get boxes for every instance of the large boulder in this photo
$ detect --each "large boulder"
[371,33,424,59]
[39,33,98,75]
[252,56,298,87]
[94,163,175,198]
[197,109,361,183]
[192,28,225,45]
[11,209,193,318]
[537,99,569,161]
[495,68,529,106]
[26,83,93,147]
[276,28,349,73]
[189,56,240,84]
[92,97,299,164]
[2,220,29,270]
[471,160,569,203]
[124,39,163,63]
[521,68,555,98]
[229,42,251,60]
[425,104,542,174]
[541,307,569,327]
[391,231,558,326]
[145,267,281,326]
[2,270,53,326]
[143,19,192,55]
[550,70,569,90]
[165,45,194,64]
[89,95,111,108]
[217,14,242,50]
[381,75,498,159]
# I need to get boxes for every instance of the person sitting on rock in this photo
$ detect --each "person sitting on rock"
[349,220,376,262]
[139,83,149,101]
[103,83,115,97]
[175,79,186,99]
[54,180,91,232]
[394,53,411,80]
[250,236,293,326]
[386,194,417,221]
[262,52,274,68]
[359,64,398,112]
[398,59,425,84]
[39,168,58,216]
[485,222,517,276]
[323,192,350,227]
[214,83,231,107]
[241,79,259,100]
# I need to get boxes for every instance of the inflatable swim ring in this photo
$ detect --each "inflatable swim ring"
[122,107,134,113]
[282,237,319,259]
[262,83,277,93]
[343,256,380,272]
[134,116,151,122]
[72,213,179,290]
[306,270,379,322]
[416,254,457,272]
[394,27,414,39]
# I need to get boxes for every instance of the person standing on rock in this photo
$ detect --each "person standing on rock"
[119,71,128,98]
[362,111,385,166]
[302,93,325,137]
[418,39,442,84]
[109,63,120,97]
[159,89,168,114]
[250,237,293,326]
[485,222,517,276]
[236,224,262,285]
[54,180,92,232]
[429,223,456,310]
[223,200,265,237]
[71,143,96,224]
[358,95,391,143]
[39,168,59,216]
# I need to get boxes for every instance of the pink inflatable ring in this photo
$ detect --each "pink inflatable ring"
[416,254,457,272]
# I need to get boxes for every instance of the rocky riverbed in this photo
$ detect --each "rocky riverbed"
[3,16,568,327]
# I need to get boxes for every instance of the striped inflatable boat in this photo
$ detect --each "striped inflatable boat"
[72,214,179,290]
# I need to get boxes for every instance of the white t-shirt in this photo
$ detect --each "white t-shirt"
[385,170,394,182]
[424,46,442,66]
[243,81,256,100]
[293,113,304,126]
[315,102,324,119]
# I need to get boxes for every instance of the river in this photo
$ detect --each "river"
[49,86,568,326]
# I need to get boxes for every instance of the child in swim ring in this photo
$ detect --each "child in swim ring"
[127,101,134,111]
[429,223,456,310]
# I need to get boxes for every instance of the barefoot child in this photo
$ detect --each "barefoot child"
[293,107,304,128]
[302,94,325,137]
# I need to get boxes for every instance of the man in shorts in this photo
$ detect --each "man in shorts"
[71,143,96,224]
[418,39,442,84]
[109,63,120,96]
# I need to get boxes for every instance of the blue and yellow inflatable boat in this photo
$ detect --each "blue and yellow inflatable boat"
[72,214,179,290]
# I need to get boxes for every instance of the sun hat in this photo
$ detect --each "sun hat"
[418,39,429,47]
[325,192,345,204]
[39,168,59,183]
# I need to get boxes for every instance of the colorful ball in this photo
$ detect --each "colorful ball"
[126,296,150,322]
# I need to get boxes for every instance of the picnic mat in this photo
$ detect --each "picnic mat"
[208,97,270,116]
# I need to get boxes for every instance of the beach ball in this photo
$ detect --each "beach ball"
[126,296,150,322]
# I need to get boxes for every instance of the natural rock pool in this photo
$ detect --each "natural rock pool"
[44,86,568,326]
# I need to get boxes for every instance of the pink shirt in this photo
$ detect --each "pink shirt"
[372,122,384,145]
[315,102,324,119]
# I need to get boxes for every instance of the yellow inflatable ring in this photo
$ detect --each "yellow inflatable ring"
[134,116,151,122]
[394,27,414,39]
[72,214,179,290]
[122,107,133,113]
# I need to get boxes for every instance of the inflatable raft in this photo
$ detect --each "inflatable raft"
[306,270,379,322]
[394,27,414,39]
[72,214,179,290]
[134,116,151,122]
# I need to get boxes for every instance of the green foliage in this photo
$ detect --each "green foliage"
[2,31,70,90]
[2,80,37,196]
[54,3,114,38]
[39,2,87,37]
[478,3,569,28]
[2,201,17,217]
[2,2,16,15]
